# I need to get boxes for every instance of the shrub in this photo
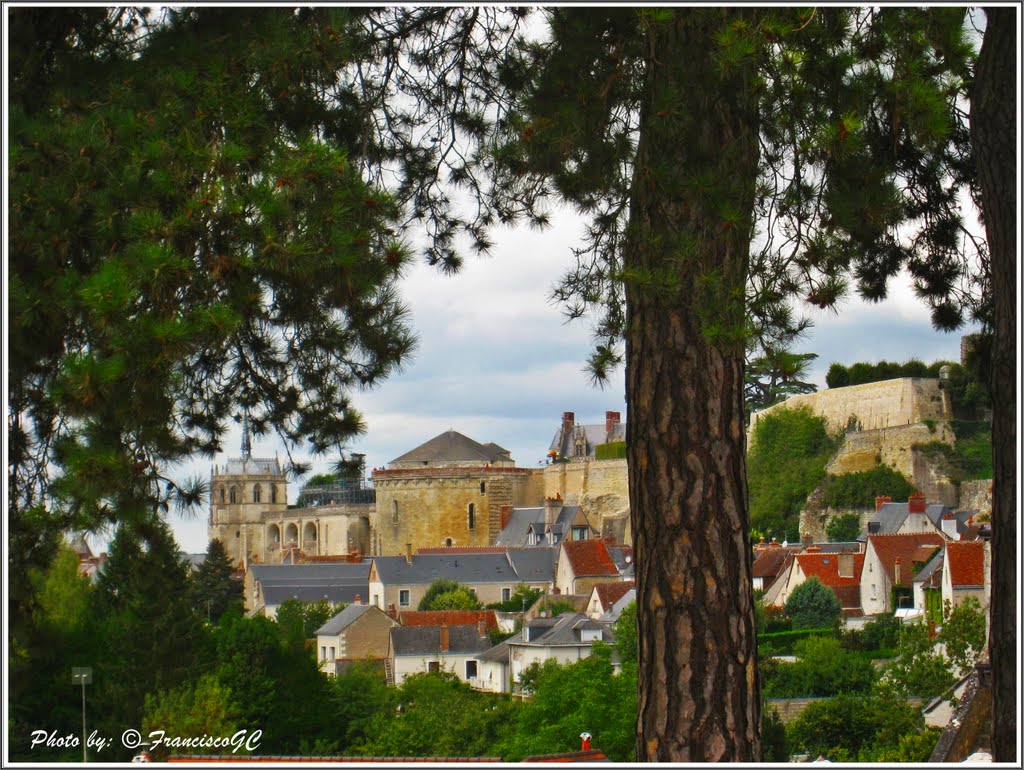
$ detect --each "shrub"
[594,441,627,460]
[825,512,862,542]
[762,636,878,698]
[820,464,915,509]
[785,578,841,630]
[860,613,902,651]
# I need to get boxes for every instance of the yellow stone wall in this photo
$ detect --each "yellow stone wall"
[750,378,953,435]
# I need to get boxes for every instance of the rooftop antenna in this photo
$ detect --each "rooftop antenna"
[241,412,251,462]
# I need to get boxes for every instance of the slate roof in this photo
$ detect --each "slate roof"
[548,418,626,458]
[601,589,636,622]
[606,545,634,575]
[477,638,513,663]
[398,610,498,631]
[390,430,510,465]
[495,507,544,547]
[866,533,946,588]
[515,612,615,647]
[221,457,283,476]
[390,624,492,656]
[505,548,559,583]
[945,540,985,587]
[866,502,953,537]
[315,604,377,636]
[262,584,365,606]
[371,553,519,586]
[913,549,944,588]
[560,539,619,579]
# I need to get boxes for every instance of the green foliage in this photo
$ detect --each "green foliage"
[762,707,789,762]
[595,441,627,460]
[787,692,925,762]
[34,544,93,632]
[745,349,819,417]
[939,597,987,677]
[758,627,834,656]
[351,672,514,758]
[860,613,903,651]
[486,583,542,613]
[913,420,993,482]
[498,645,636,762]
[190,538,244,624]
[612,601,638,666]
[275,598,345,644]
[535,599,578,618]
[785,578,841,630]
[327,660,395,752]
[748,406,839,539]
[825,512,862,542]
[761,636,878,698]
[417,578,482,611]
[142,674,241,760]
[878,621,956,699]
[857,726,942,762]
[820,465,916,509]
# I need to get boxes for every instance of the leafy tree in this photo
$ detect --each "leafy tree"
[748,406,838,539]
[498,644,636,761]
[787,692,924,762]
[326,660,395,752]
[762,707,789,763]
[34,543,93,631]
[939,597,987,678]
[785,578,841,631]
[275,598,345,644]
[417,578,481,611]
[761,635,877,698]
[534,599,579,618]
[878,620,955,700]
[612,600,638,666]
[351,671,514,758]
[859,613,902,652]
[825,513,862,543]
[142,674,242,760]
[486,583,543,612]
[190,538,244,624]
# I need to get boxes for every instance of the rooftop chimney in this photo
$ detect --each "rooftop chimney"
[908,491,926,514]
[500,504,514,530]
[561,411,575,436]
[478,617,487,637]
[801,532,814,547]
[354,594,361,605]
[387,602,397,619]
[838,552,854,579]
[580,733,592,752]
[405,543,413,565]
[439,624,449,652]
[605,411,621,436]
[875,495,892,511]
[544,496,564,526]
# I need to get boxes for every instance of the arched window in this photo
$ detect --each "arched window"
[468,503,475,530]
[392,500,399,524]
[480,482,486,494]
[253,484,262,503]
[229,486,237,504]
[445,538,453,548]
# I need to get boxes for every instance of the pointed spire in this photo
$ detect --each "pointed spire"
[241,412,251,462]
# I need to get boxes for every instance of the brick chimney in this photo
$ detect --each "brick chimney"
[875,495,892,511]
[801,532,813,548]
[561,411,575,435]
[838,552,854,579]
[439,624,449,652]
[478,617,487,637]
[354,594,361,605]
[387,602,397,619]
[605,411,621,437]
[908,491,926,514]
[500,504,514,530]
[405,543,413,564]
[544,495,564,526]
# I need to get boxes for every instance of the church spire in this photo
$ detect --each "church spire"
[241,412,251,462]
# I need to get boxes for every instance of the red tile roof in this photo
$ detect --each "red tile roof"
[397,609,498,630]
[562,539,619,578]
[946,540,986,587]
[866,533,945,588]
[593,580,635,609]
[752,547,800,580]
[795,551,863,587]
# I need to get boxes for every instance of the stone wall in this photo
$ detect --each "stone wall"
[542,458,630,543]
[958,480,993,517]
[750,378,953,435]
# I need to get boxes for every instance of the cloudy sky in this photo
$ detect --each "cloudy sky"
[151,202,978,554]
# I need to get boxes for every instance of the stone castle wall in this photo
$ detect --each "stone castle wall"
[750,378,953,435]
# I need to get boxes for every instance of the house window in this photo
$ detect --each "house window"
[329,646,335,660]
[253,484,261,503]
[229,487,237,503]
[468,503,475,530]
[428,662,440,673]
[871,584,877,599]
[321,646,326,660]
[572,526,588,541]
[399,590,410,607]
[502,587,511,603]
[480,482,486,494]
[466,660,478,679]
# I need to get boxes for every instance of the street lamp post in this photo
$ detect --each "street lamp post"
[71,667,92,763]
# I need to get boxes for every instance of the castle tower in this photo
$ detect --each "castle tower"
[209,424,288,569]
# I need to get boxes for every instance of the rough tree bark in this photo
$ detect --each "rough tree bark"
[970,7,1017,763]
[626,11,762,761]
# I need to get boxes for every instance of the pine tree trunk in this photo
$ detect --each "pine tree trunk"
[970,8,1017,763]
[626,11,762,761]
